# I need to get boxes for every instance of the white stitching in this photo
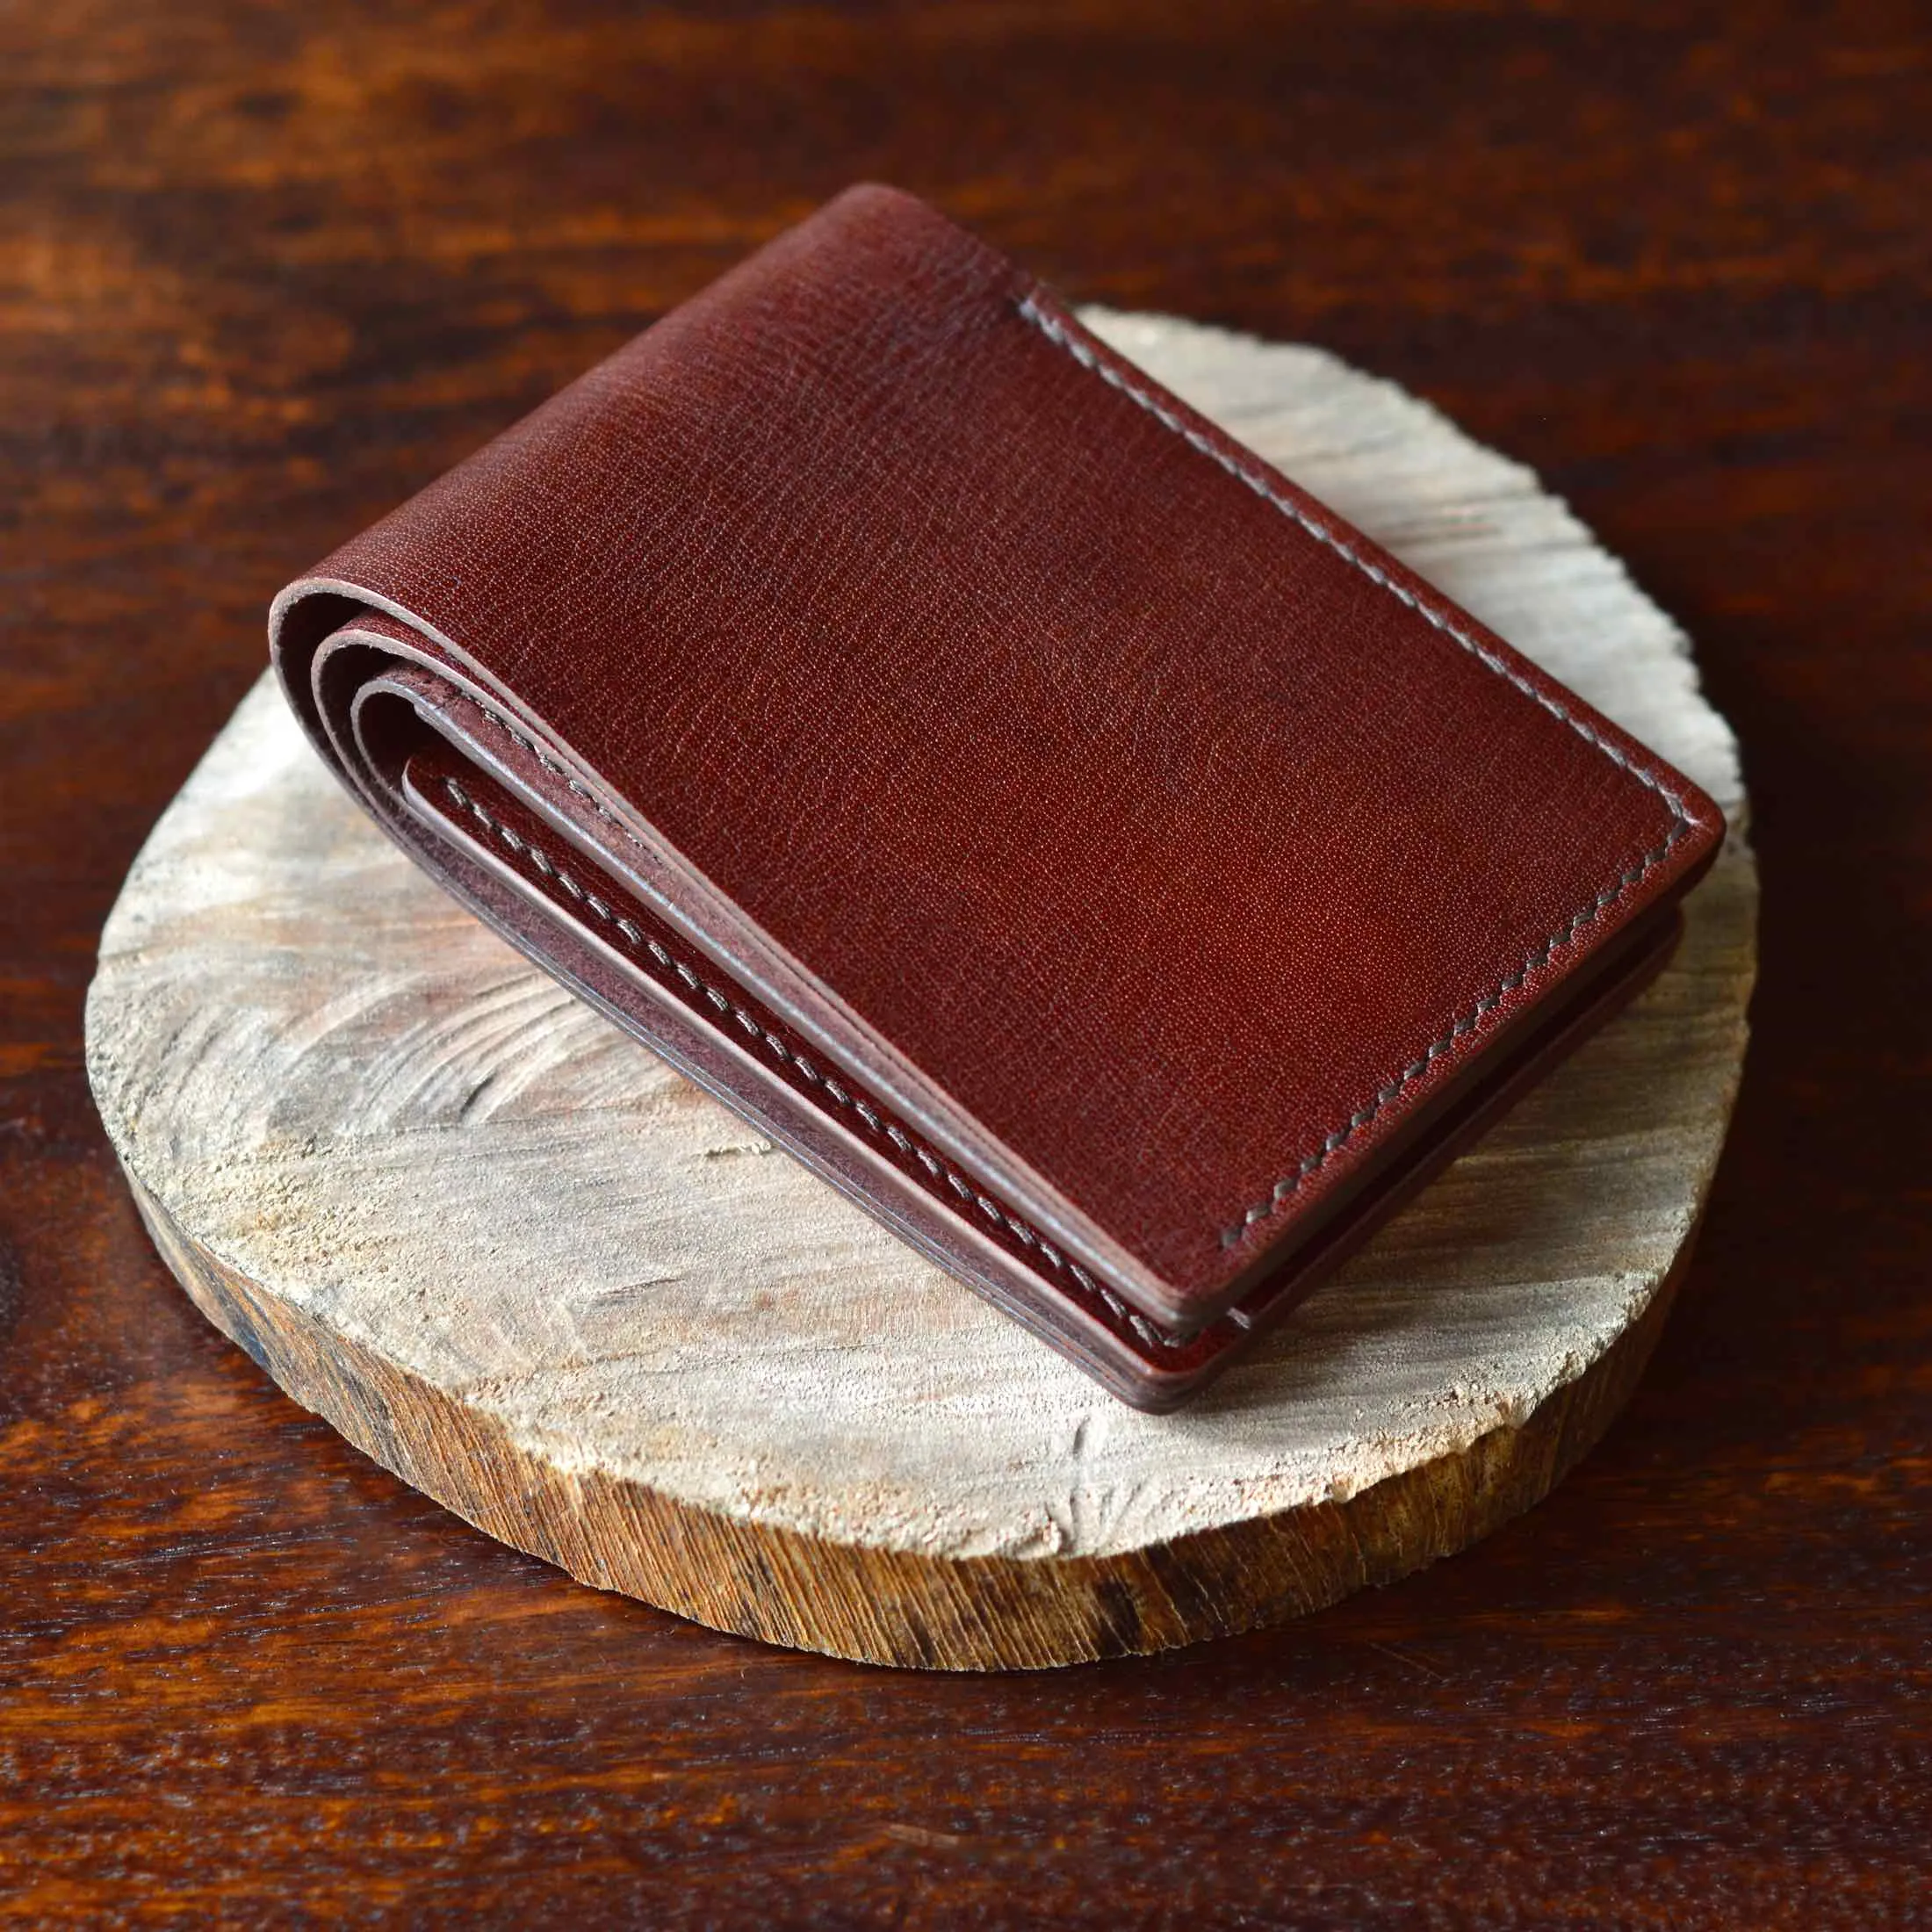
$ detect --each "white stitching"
[435,772,1189,1353]
[476,703,646,848]
[1014,293,1699,1250]
[1015,306,1690,819]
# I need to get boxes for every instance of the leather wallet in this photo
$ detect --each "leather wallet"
[271,184,1724,1409]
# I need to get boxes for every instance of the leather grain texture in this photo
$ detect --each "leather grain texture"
[270,183,1723,1407]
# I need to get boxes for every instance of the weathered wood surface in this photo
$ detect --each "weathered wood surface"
[85,314,1755,1669]
[7,0,1929,1921]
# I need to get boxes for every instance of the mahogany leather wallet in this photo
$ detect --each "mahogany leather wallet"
[271,184,1724,1410]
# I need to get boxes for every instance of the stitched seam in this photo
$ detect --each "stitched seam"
[1014,294,1697,1250]
[437,757,1191,1357]
[472,703,647,847]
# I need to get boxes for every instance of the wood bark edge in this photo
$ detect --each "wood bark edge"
[128,1164,1692,1671]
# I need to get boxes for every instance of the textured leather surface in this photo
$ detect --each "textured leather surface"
[271,184,1724,1407]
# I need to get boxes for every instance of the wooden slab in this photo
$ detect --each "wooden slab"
[84,311,1755,1670]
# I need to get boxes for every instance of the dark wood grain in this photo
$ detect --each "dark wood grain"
[2,1,1927,1923]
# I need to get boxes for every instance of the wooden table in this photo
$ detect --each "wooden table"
[4,4,1926,1921]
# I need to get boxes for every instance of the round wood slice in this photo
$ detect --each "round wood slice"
[85,311,1755,1671]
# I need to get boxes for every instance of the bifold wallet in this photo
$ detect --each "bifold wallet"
[271,184,1723,1410]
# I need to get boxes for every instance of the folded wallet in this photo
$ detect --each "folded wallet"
[271,184,1724,1410]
